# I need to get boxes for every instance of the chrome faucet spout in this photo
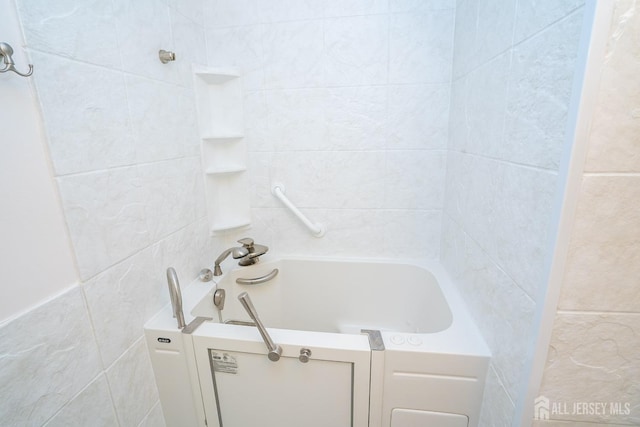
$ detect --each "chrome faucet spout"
[213,238,269,276]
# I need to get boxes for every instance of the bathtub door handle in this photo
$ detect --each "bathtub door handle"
[237,292,282,362]
[236,268,279,285]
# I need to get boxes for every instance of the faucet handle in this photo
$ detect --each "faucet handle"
[237,237,254,248]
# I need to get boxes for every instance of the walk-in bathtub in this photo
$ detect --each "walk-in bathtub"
[145,256,490,427]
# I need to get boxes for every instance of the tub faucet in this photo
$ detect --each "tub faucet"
[213,238,269,276]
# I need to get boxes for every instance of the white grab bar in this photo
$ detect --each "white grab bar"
[271,184,325,237]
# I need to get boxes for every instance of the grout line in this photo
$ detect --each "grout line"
[79,285,109,370]
[511,4,587,50]
[453,5,586,81]
[557,309,640,316]
[583,172,640,177]
[75,217,207,283]
[53,155,202,179]
[26,48,189,90]
[490,362,517,408]
[104,335,145,372]
[40,373,119,427]
[136,400,162,427]
[448,150,560,174]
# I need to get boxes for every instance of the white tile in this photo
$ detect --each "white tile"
[44,375,118,427]
[247,152,276,208]
[0,288,102,427]
[441,215,535,398]
[203,0,259,28]
[125,76,191,164]
[389,11,454,84]
[57,167,151,280]
[584,0,640,173]
[384,150,446,210]
[178,89,202,157]
[106,339,159,427]
[558,176,640,312]
[31,52,135,176]
[317,209,387,256]
[452,0,479,78]
[460,52,511,158]
[485,163,557,299]
[390,0,455,12]
[271,151,387,209]
[325,86,388,150]
[539,313,640,425]
[244,91,273,151]
[83,247,167,367]
[447,75,469,153]
[251,207,331,257]
[478,365,515,427]
[514,0,585,43]
[381,210,441,259]
[259,207,431,261]
[474,0,516,65]
[205,25,265,90]
[17,0,120,67]
[263,20,324,89]
[387,84,450,150]
[324,15,388,86]
[137,402,166,427]
[258,0,324,22]
[170,10,207,87]
[443,152,557,298]
[168,0,204,26]
[505,10,584,170]
[325,0,388,17]
[112,0,178,83]
[439,213,465,276]
[138,158,203,241]
[153,218,218,283]
[265,89,327,151]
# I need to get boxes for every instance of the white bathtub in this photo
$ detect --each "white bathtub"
[145,256,490,427]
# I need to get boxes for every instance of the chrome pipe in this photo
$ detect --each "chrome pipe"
[237,292,282,362]
[166,267,186,329]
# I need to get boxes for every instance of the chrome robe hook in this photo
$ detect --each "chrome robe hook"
[0,42,33,77]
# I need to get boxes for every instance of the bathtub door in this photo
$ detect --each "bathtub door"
[192,323,371,427]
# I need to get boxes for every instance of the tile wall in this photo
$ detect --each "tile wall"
[0,0,215,426]
[204,0,455,259]
[536,1,640,425]
[2,1,616,426]
[440,0,585,426]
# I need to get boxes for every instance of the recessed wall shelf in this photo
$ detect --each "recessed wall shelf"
[194,66,250,235]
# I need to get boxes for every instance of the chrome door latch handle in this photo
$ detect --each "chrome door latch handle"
[237,292,282,362]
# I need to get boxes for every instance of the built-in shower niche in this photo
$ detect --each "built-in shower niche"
[193,67,250,234]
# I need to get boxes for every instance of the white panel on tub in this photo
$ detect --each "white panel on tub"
[212,350,353,427]
[391,408,468,427]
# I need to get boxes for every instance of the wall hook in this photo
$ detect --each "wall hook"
[0,42,33,77]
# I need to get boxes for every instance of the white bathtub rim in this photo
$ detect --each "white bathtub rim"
[146,255,491,359]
